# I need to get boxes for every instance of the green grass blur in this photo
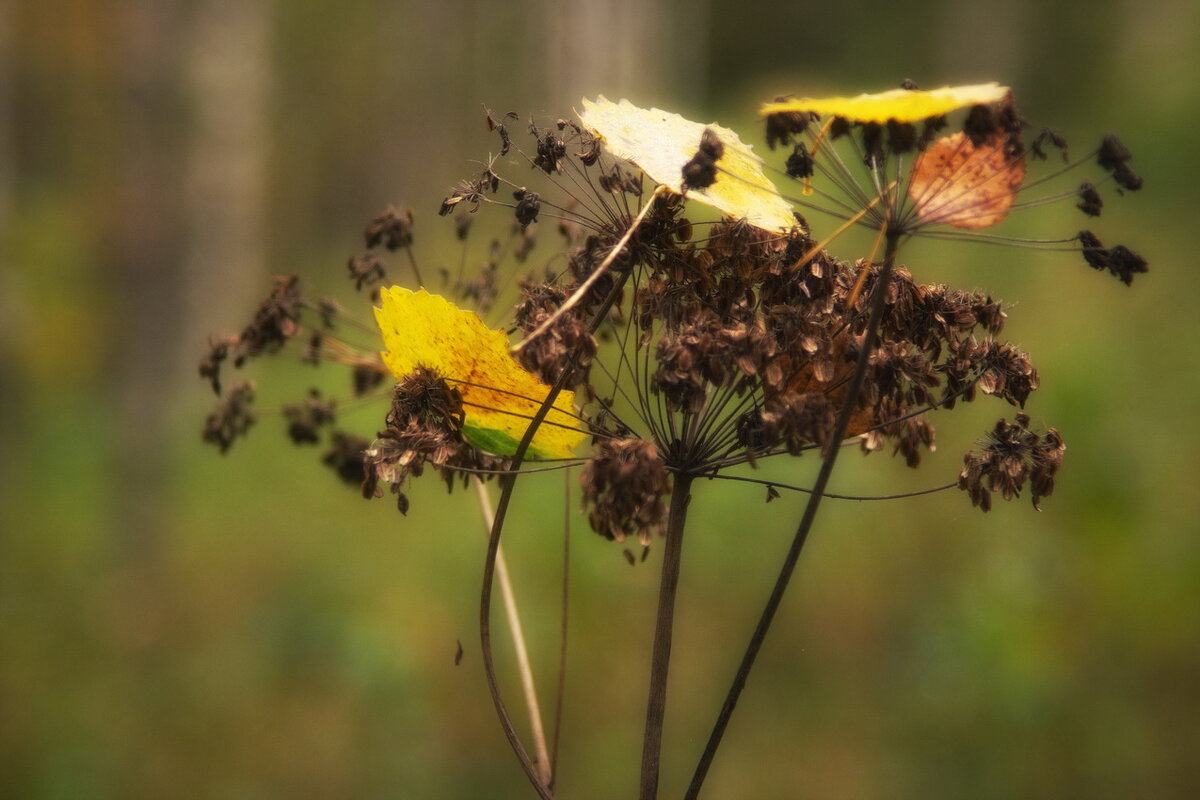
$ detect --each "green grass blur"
[2,1,1198,798]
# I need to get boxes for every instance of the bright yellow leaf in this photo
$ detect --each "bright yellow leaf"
[579,96,799,234]
[760,83,1010,124]
[374,287,586,459]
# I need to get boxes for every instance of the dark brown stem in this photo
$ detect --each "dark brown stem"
[479,207,647,798]
[403,245,424,288]
[549,467,572,792]
[683,232,901,800]
[638,471,695,800]
[480,468,555,800]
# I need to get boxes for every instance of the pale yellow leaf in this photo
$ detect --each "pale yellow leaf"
[579,96,798,234]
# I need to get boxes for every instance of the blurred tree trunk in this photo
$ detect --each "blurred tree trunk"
[112,1,189,563]
[110,0,271,564]
[0,2,14,511]
[180,0,272,355]
[361,0,710,287]
[0,3,11,227]
[933,0,1030,87]
[543,0,711,109]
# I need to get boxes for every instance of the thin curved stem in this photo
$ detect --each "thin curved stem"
[684,231,901,800]
[474,477,552,786]
[479,194,655,799]
[638,472,695,800]
[549,467,572,792]
[513,186,666,355]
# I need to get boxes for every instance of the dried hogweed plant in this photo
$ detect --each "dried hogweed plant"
[200,82,1146,799]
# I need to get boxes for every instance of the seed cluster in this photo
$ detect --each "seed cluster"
[199,87,1148,542]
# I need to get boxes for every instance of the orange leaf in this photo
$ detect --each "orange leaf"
[908,132,1026,230]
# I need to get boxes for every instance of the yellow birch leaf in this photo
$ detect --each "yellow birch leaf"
[579,96,798,234]
[760,83,1010,124]
[374,287,586,459]
[908,132,1026,229]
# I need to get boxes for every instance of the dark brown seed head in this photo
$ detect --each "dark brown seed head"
[388,367,466,434]
[1076,182,1103,217]
[580,438,671,544]
[785,144,814,179]
[282,389,337,445]
[958,415,1065,511]
[199,338,232,395]
[681,128,725,191]
[322,431,370,486]
[514,282,597,387]
[364,206,415,251]
[202,381,257,454]
[1097,134,1143,191]
[347,252,388,292]
[234,275,305,366]
[764,102,817,150]
[513,188,541,228]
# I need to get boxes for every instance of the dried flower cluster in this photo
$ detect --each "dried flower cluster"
[195,83,1150,800]
[199,83,1148,545]
[958,413,1065,511]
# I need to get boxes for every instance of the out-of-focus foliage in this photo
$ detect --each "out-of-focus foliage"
[2,1,1198,798]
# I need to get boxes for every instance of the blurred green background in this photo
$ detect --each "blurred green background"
[2,0,1198,798]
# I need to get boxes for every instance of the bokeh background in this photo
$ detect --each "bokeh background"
[3,0,1198,798]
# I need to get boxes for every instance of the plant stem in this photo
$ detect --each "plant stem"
[478,194,654,799]
[684,232,901,799]
[403,245,425,288]
[549,467,572,792]
[474,477,552,786]
[639,471,695,800]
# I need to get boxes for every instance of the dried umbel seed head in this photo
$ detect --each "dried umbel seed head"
[347,252,388,292]
[202,381,256,454]
[681,127,725,191]
[361,370,471,514]
[532,128,567,174]
[364,206,415,251]
[1097,134,1143,191]
[363,421,461,514]
[1030,128,1069,161]
[282,389,337,445]
[748,391,838,455]
[566,233,629,314]
[936,338,1039,409]
[199,338,231,395]
[352,364,387,397]
[484,108,518,155]
[1076,182,1104,217]
[958,414,1065,511]
[1077,230,1149,285]
[580,438,671,544]
[234,275,305,366]
[763,101,817,150]
[785,144,814,179]
[514,283,597,387]
[387,367,466,433]
[962,99,1024,156]
[440,165,500,216]
[323,431,370,486]
[653,309,775,414]
[513,188,541,228]
[896,283,1006,359]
